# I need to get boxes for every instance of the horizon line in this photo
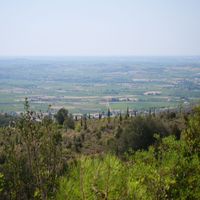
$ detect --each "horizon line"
[0,54,200,58]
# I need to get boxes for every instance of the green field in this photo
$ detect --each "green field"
[0,56,200,113]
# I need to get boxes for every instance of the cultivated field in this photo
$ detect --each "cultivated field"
[0,56,200,113]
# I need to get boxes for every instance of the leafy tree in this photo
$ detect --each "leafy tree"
[107,108,111,118]
[0,99,63,199]
[0,173,4,194]
[0,113,18,127]
[116,116,168,153]
[80,116,83,127]
[125,107,129,119]
[99,113,102,120]
[83,115,87,130]
[57,135,200,200]
[55,108,68,125]
[119,112,122,122]
[63,114,75,130]
[56,155,128,200]
[182,106,200,155]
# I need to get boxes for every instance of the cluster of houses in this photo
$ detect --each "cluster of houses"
[2,102,195,122]
[70,107,169,120]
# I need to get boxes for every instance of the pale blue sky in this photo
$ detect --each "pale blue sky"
[0,0,200,56]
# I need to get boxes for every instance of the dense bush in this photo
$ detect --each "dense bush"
[55,108,69,125]
[0,113,17,127]
[55,108,75,130]
[0,100,64,199]
[114,116,169,153]
[57,135,200,200]
[57,107,200,199]
[57,155,127,200]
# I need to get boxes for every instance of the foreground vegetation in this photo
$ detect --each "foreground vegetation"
[57,139,200,200]
[0,100,200,199]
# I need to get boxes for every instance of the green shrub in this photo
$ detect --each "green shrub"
[57,155,128,200]
[57,135,200,200]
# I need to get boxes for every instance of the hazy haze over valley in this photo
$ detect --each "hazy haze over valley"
[0,56,200,113]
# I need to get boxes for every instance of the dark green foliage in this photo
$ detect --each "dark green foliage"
[0,100,64,199]
[171,123,181,139]
[125,107,129,119]
[0,113,18,127]
[57,135,200,200]
[116,116,168,153]
[55,108,75,130]
[119,112,122,122]
[0,173,4,193]
[96,131,101,139]
[182,106,200,155]
[80,116,83,126]
[55,108,69,125]
[73,136,82,152]
[115,125,122,139]
[63,114,75,130]
[107,108,111,118]
[167,111,176,119]
[83,115,87,130]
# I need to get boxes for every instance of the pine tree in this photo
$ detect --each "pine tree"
[119,112,122,122]
[107,108,111,118]
[83,115,87,130]
[125,107,129,119]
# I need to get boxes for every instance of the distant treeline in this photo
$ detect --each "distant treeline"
[0,113,18,127]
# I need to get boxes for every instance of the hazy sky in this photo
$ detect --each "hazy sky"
[0,0,200,56]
